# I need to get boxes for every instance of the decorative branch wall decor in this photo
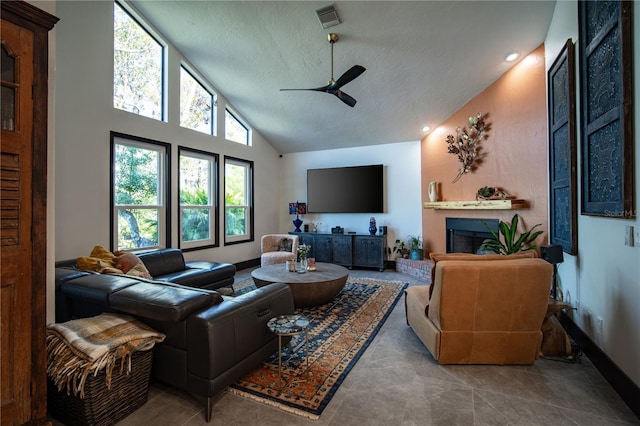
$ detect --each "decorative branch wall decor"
[446,113,486,183]
[578,1,634,218]
[548,39,577,255]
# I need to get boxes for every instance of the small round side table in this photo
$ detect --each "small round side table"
[267,314,310,392]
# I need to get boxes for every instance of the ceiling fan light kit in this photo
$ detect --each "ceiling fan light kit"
[280,33,365,107]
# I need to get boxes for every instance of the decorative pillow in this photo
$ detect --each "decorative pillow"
[114,251,152,279]
[77,245,121,274]
[77,245,151,279]
[277,238,293,252]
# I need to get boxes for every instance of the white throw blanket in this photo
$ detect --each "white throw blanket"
[47,313,165,398]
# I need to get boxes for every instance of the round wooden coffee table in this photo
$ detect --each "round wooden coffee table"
[251,262,349,308]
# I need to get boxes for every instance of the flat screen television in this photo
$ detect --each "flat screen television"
[307,164,384,213]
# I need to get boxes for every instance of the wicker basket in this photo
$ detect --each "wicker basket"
[48,350,153,426]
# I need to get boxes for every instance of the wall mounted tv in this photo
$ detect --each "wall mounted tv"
[307,164,384,213]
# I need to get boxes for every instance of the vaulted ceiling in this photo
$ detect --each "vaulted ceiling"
[130,1,556,153]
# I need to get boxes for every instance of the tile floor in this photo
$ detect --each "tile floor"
[107,268,638,425]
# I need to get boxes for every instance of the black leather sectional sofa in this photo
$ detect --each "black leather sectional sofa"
[54,248,294,421]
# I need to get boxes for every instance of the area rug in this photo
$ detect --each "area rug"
[228,277,408,419]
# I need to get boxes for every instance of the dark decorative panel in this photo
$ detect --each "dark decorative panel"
[548,40,577,255]
[579,1,634,218]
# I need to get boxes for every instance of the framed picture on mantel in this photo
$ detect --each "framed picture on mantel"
[548,39,577,255]
[578,1,634,219]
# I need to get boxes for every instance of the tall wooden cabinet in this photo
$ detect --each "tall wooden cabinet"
[1,2,57,424]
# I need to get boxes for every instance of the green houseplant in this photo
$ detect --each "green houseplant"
[479,214,543,255]
[407,234,424,260]
[392,239,409,259]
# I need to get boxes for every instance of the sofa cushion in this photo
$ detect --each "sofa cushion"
[110,282,222,322]
[60,273,141,304]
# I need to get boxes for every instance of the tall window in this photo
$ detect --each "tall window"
[224,157,253,243]
[113,1,164,121]
[179,147,218,249]
[225,108,250,145]
[180,66,216,135]
[111,132,170,251]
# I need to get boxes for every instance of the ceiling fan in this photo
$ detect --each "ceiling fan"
[280,33,366,107]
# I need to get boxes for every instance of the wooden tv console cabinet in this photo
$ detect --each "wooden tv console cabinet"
[290,232,387,271]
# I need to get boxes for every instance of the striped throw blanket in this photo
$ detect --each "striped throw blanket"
[47,313,165,398]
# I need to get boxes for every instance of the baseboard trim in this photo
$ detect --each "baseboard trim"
[560,312,640,420]
[235,258,260,271]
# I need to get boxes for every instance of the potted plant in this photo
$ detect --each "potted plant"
[392,239,409,259]
[407,234,424,260]
[479,214,543,255]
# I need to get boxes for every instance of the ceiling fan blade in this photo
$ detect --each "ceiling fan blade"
[280,84,331,93]
[332,65,366,90]
[334,90,357,107]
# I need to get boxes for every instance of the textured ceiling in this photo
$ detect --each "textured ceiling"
[130,1,556,153]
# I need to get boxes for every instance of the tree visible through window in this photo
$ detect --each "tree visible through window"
[225,157,253,243]
[112,133,169,251]
[180,67,215,134]
[113,2,164,120]
[179,148,218,249]
[225,108,249,145]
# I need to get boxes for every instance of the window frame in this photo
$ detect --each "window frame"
[225,107,251,146]
[178,146,219,251]
[110,131,171,252]
[179,65,217,135]
[224,156,254,245]
[113,0,167,122]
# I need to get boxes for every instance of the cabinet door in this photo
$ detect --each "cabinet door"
[332,235,352,267]
[354,236,385,270]
[313,235,333,263]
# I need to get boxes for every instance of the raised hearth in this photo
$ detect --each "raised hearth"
[395,258,433,283]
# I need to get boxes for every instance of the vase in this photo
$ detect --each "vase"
[297,257,307,273]
[292,215,303,232]
[428,181,439,202]
[369,217,377,235]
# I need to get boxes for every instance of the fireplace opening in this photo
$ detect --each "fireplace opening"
[446,217,499,253]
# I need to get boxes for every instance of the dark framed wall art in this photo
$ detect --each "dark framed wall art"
[548,39,577,255]
[578,1,634,218]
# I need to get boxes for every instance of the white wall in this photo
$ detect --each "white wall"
[545,1,640,387]
[278,142,423,253]
[54,0,282,269]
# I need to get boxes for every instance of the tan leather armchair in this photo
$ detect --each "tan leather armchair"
[405,255,552,365]
[260,234,299,267]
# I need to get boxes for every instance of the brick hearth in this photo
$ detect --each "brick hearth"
[395,258,434,283]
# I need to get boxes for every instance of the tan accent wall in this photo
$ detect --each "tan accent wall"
[421,44,548,254]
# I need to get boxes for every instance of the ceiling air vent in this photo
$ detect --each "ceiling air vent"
[316,4,340,29]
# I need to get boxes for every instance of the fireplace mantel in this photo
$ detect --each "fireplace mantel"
[424,199,525,210]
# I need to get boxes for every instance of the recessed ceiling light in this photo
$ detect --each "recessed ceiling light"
[504,51,519,62]
[422,126,431,132]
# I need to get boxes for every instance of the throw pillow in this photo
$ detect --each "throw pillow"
[77,245,122,274]
[114,251,152,279]
[77,245,152,279]
[277,238,292,252]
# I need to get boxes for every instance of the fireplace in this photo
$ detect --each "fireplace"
[446,218,499,253]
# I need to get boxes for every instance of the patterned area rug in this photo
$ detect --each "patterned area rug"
[228,277,408,419]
